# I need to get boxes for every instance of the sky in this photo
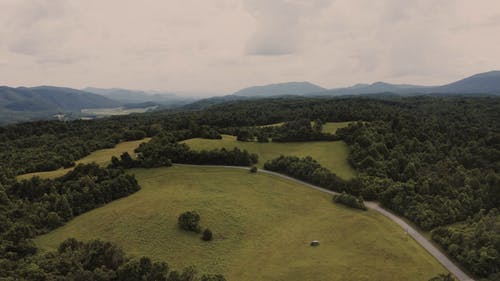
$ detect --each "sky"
[1,0,499,96]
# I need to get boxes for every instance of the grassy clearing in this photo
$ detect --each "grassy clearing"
[17,138,151,180]
[321,121,352,134]
[35,166,446,281]
[182,134,356,180]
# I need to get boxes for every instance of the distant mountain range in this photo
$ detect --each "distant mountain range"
[82,87,195,106]
[0,86,119,112]
[187,71,500,109]
[233,82,326,97]
[313,71,500,96]
[231,71,500,98]
[0,86,125,124]
[1,71,499,124]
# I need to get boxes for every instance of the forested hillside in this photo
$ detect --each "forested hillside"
[0,96,499,280]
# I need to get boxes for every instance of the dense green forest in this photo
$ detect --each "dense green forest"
[0,96,499,280]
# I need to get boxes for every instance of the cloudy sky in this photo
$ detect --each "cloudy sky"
[1,0,499,95]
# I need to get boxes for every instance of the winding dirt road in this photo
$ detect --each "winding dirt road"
[174,164,474,281]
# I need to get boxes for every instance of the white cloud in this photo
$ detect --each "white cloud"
[0,0,499,93]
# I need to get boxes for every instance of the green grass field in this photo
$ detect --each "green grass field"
[182,134,356,180]
[321,121,352,134]
[35,166,446,281]
[17,138,151,180]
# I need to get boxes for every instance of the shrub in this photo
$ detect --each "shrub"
[250,166,258,173]
[178,211,201,233]
[202,228,213,241]
[332,192,367,210]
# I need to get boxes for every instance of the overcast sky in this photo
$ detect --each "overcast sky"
[1,0,499,95]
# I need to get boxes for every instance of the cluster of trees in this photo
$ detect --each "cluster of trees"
[333,98,499,279]
[178,211,202,233]
[5,238,225,280]
[332,192,367,211]
[0,164,141,278]
[232,119,335,143]
[271,119,336,142]
[431,209,499,279]
[135,135,258,167]
[263,156,346,192]
[178,211,213,241]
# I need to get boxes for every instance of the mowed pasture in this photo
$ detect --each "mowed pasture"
[182,135,356,180]
[17,138,151,180]
[35,166,446,281]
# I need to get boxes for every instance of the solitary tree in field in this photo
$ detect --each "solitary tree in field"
[178,211,201,233]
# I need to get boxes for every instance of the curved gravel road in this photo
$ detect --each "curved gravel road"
[173,164,474,281]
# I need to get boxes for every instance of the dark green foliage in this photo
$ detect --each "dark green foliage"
[0,238,223,281]
[264,155,346,192]
[332,192,367,210]
[0,164,141,277]
[123,129,147,141]
[136,134,258,167]
[236,129,252,141]
[431,209,499,279]
[178,211,201,233]
[250,166,258,173]
[272,119,336,142]
[202,228,213,241]
[109,152,142,169]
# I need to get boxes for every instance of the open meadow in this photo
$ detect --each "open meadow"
[35,165,446,281]
[182,135,356,180]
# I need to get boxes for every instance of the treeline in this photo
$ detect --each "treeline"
[6,238,225,281]
[332,192,367,211]
[132,134,258,167]
[109,134,258,169]
[233,119,335,142]
[264,156,346,192]
[0,164,141,278]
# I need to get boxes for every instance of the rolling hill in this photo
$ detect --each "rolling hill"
[311,70,500,96]
[0,86,119,111]
[182,71,500,109]
[233,81,326,97]
[0,86,122,124]
[83,87,196,106]
[35,165,446,281]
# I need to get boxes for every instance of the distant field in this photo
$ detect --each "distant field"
[182,134,356,180]
[35,166,446,281]
[321,121,352,134]
[257,122,285,128]
[258,121,351,134]
[17,138,151,180]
